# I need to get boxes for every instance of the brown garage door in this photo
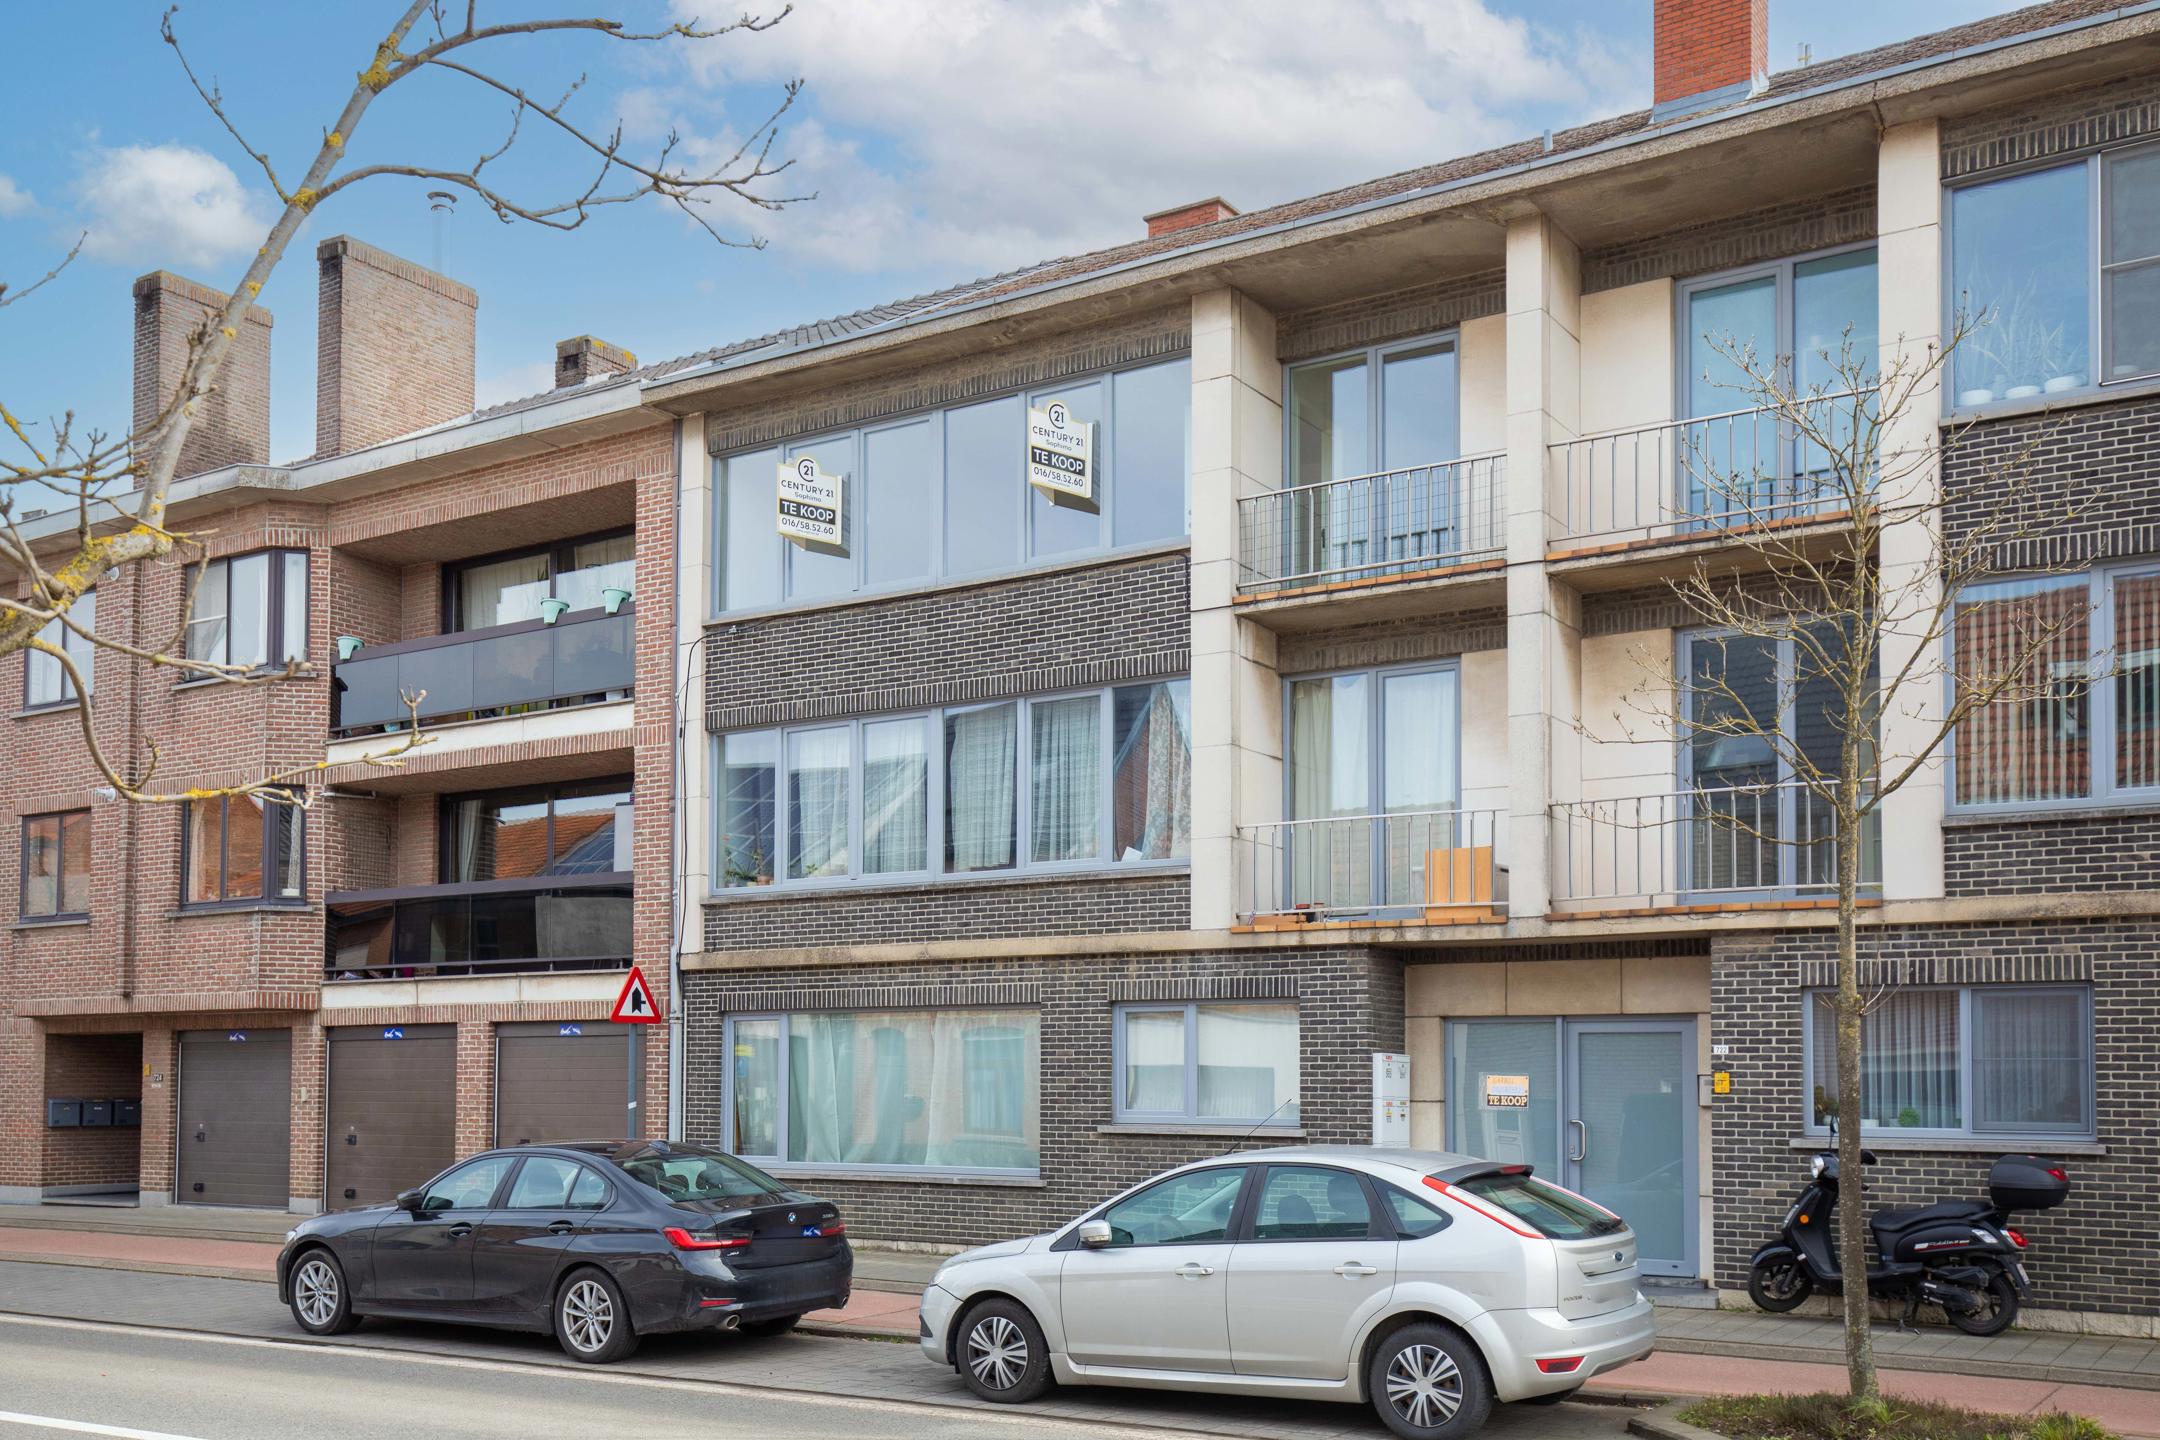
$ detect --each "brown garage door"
[325,1024,457,1210]
[176,1028,292,1208]
[495,1022,633,1147]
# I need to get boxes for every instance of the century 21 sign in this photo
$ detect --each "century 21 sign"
[776,455,847,556]
[1027,399,1097,512]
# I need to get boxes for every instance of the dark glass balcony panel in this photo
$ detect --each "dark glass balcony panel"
[326,876,632,980]
[330,604,634,734]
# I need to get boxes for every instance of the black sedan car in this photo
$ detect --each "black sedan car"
[276,1140,851,1362]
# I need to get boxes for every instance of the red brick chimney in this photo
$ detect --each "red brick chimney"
[132,271,272,477]
[1144,197,1239,239]
[315,235,477,457]
[1653,0,1768,118]
[555,335,637,388]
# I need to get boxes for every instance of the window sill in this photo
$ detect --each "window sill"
[12,701,82,720]
[1097,1123,1306,1139]
[1944,801,2160,828]
[11,916,90,931]
[1787,1135,2105,1157]
[166,902,314,920]
[174,666,316,692]
[709,863,1188,904]
[1943,374,2160,428]
[744,1166,1046,1188]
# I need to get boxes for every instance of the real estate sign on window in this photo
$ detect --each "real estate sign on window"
[1026,399,1096,511]
[777,456,847,555]
[1483,1073,1529,1108]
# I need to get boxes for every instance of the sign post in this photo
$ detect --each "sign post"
[610,966,660,1142]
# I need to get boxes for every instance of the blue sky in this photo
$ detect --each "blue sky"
[0,1,2012,464]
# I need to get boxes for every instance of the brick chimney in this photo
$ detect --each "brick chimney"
[1144,197,1239,239]
[1652,0,1768,119]
[315,235,478,457]
[555,335,637,388]
[132,271,272,476]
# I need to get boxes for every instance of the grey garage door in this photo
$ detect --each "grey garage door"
[325,1025,457,1210]
[495,1022,634,1147]
[176,1028,292,1208]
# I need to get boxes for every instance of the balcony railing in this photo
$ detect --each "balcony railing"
[1553,398,1868,544]
[1238,455,1505,595]
[1550,781,1880,910]
[325,874,632,981]
[1241,808,1508,923]
[330,603,635,735]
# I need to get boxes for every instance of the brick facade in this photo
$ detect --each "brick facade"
[131,271,272,475]
[314,235,478,458]
[706,874,1191,952]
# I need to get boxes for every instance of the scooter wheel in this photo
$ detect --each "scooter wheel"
[1947,1268,2018,1336]
[1748,1258,1814,1313]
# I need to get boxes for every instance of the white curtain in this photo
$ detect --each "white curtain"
[1974,990,2084,1130]
[862,719,928,874]
[1814,990,1961,1129]
[1197,1004,1299,1122]
[787,727,851,879]
[1289,677,1369,909]
[556,534,637,612]
[786,1010,1038,1170]
[1030,696,1100,862]
[1122,1010,1186,1112]
[945,705,1016,871]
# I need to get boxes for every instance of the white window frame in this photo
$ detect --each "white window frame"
[720,1009,1042,1178]
[1799,983,2095,1141]
[1110,1000,1302,1128]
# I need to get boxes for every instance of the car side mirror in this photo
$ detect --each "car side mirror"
[1077,1219,1113,1249]
[394,1188,425,1214]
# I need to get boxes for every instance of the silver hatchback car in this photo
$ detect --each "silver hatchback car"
[919,1146,1655,1439]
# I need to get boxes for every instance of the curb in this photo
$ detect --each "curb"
[1628,1399,1732,1440]
[1656,1336,2160,1395]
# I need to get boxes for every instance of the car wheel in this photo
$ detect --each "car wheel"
[1370,1322,1492,1440]
[957,1298,1051,1404]
[554,1268,639,1363]
[738,1313,802,1338]
[288,1249,361,1336]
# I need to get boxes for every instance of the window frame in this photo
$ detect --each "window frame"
[442,526,636,632]
[1673,240,1880,421]
[1799,983,2095,1141]
[180,791,307,910]
[710,354,1192,617]
[1281,330,1465,488]
[182,548,310,674]
[1056,1163,1255,1251]
[23,591,96,710]
[435,777,635,883]
[1110,1000,1302,1128]
[720,1008,1043,1178]
[710,680,1190,895]
[19,809,91,922]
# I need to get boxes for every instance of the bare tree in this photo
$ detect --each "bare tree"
[1600,317,2078,1400]
[0,1,804,803]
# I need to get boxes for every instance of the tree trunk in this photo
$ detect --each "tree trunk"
[1834,817,1878,1400]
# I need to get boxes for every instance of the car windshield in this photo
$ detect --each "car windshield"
[618,1146,788,1203]
[1453,1172,1626,1239]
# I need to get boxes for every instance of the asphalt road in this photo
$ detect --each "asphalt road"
[0,1259,1640,1440]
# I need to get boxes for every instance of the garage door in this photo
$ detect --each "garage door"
[324,1025,457,1210]
[176,1028,292,1208]
[495,1022,633,1147]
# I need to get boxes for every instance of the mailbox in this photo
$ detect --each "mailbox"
[46,1099,82,1128]
[113,1098,142,1127]
[80,1100,113,1127]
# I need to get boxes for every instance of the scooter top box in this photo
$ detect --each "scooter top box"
[1989,1155,2070,1213]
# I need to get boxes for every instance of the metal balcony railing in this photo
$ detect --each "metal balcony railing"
[330,603,635,735]
[324,874,633,980]
[1240,808,1508,922]
[1549,781,1880,910]
[1553,397,1868,544]
[1238,455,1505,595]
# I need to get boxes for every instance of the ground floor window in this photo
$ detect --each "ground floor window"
[1113,1001,1300,1127]
[1804,985,2093,1139]
[724,1008,1040,1174]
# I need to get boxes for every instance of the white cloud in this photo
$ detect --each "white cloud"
[659,0,1643,275]
[0,174,34,218]
[70,143,276,270]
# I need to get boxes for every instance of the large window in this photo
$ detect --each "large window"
[715,680,1190,890]
[1949,567,2153,810]
[1115,1001,1300,1127]
[20,810,91,920]
[440,780,632,881]
[714,357,1189,613]
[447,530,634,631]
[24,591,95,707]
[1948,142,2160,407]
[1287,337,1460,487]
[183,792,305,907]
[1804,985,2092,1139]
[185,551,308,671]
[725,1008,1041,1174]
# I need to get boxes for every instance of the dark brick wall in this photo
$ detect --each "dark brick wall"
[1711,920,2159,1318]
[1581,187,1875,295]
[1946,812,2160,896]
[681,945,1403,1247]
[1276,272,1505,363]
[704,874,1190,951]
[1944,393,2160,561]
[1943,70,2160,180]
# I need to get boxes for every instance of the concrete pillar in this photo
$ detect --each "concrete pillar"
[1188,288,1283,929]
[1875,120,1946,901]
[1503,213,1585,917]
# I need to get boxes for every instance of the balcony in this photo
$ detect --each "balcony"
[324,874,633,981]
[1550,401,1865,568]
[330,603,634,736]
[1236,457,1505,621]
[1549,781,1880,916]
[1239,808,1509,927]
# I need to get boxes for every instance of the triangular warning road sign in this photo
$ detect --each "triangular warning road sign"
[609,965,661,1024]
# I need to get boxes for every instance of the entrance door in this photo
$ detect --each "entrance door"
[175,1028,291,1208]
[1446,1018,1695,1277]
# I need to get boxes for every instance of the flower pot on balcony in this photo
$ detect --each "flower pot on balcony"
[336,635,365,661]
[1957,388,1997,408]
[538,598,573,625]
[2044,373,2086,394]
[601,587,633,615]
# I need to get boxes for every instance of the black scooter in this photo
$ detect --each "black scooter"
[1748,1144,2070,1336]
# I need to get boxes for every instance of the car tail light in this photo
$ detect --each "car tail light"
[1422,1177,1543,1239]
[665,1226,750,1251]
[2005,1228,2027,1249]
[821,1221,846,1236]
[1537,1357,1584,1374]
[698,1298,738,1308]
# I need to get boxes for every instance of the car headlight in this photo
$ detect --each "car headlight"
[284,1228,300,1244]
[1809,1155,1826,1179]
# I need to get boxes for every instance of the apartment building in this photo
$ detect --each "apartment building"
[654,0,2160,1329]
[1,238,679,1213]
